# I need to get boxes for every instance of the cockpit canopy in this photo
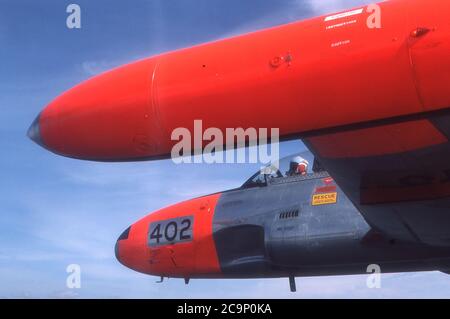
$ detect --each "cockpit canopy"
[241,151,326,189]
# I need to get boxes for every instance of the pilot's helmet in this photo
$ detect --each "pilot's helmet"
[289,156,309,175]
[291,156,306,164]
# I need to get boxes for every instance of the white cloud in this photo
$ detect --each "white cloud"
[305,0,375,15]
[217,0,376,41]
[80,53,149,76]
[81,61,113,77]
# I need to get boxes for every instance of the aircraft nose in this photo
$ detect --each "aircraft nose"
[114,240,121,263]
[115,226,131,266]
[27,113,45,148]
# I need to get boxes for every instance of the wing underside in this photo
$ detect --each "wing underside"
[304,111,450,246]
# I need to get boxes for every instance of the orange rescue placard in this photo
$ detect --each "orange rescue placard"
[312,192,338,206]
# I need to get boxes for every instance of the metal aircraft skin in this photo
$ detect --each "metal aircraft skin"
[114,153,450,290]
[27,0,450,288]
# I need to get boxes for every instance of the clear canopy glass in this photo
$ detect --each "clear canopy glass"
[241,151,322,188]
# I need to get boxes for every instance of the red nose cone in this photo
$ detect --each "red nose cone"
[32,58,166,161]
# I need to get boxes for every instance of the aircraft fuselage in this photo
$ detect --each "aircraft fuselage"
[115,172,450,280]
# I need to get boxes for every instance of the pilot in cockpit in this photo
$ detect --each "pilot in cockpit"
[287,156,309,176]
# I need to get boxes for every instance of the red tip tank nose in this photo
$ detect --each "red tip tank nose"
[29,57,167,161]
[27,112,46,149]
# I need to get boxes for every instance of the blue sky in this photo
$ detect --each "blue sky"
[1,0,450,298]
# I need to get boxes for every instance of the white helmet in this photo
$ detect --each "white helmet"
[291,156,309,165]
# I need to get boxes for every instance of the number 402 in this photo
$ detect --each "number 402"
[149,218,192,245]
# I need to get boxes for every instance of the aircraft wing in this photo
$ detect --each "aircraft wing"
[304,112,450,247]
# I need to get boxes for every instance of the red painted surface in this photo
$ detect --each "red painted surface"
[116,193,222,278]
[315,185,337,194]
[361,181,450,204]
[40,58,163,159]
[360,172,450,204]
[407,0,450,110]
[307,119,448,159]
[35,0,450,161]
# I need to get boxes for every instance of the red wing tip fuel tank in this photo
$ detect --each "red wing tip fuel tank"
[28,0,450,161]
[29,0,450,290]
